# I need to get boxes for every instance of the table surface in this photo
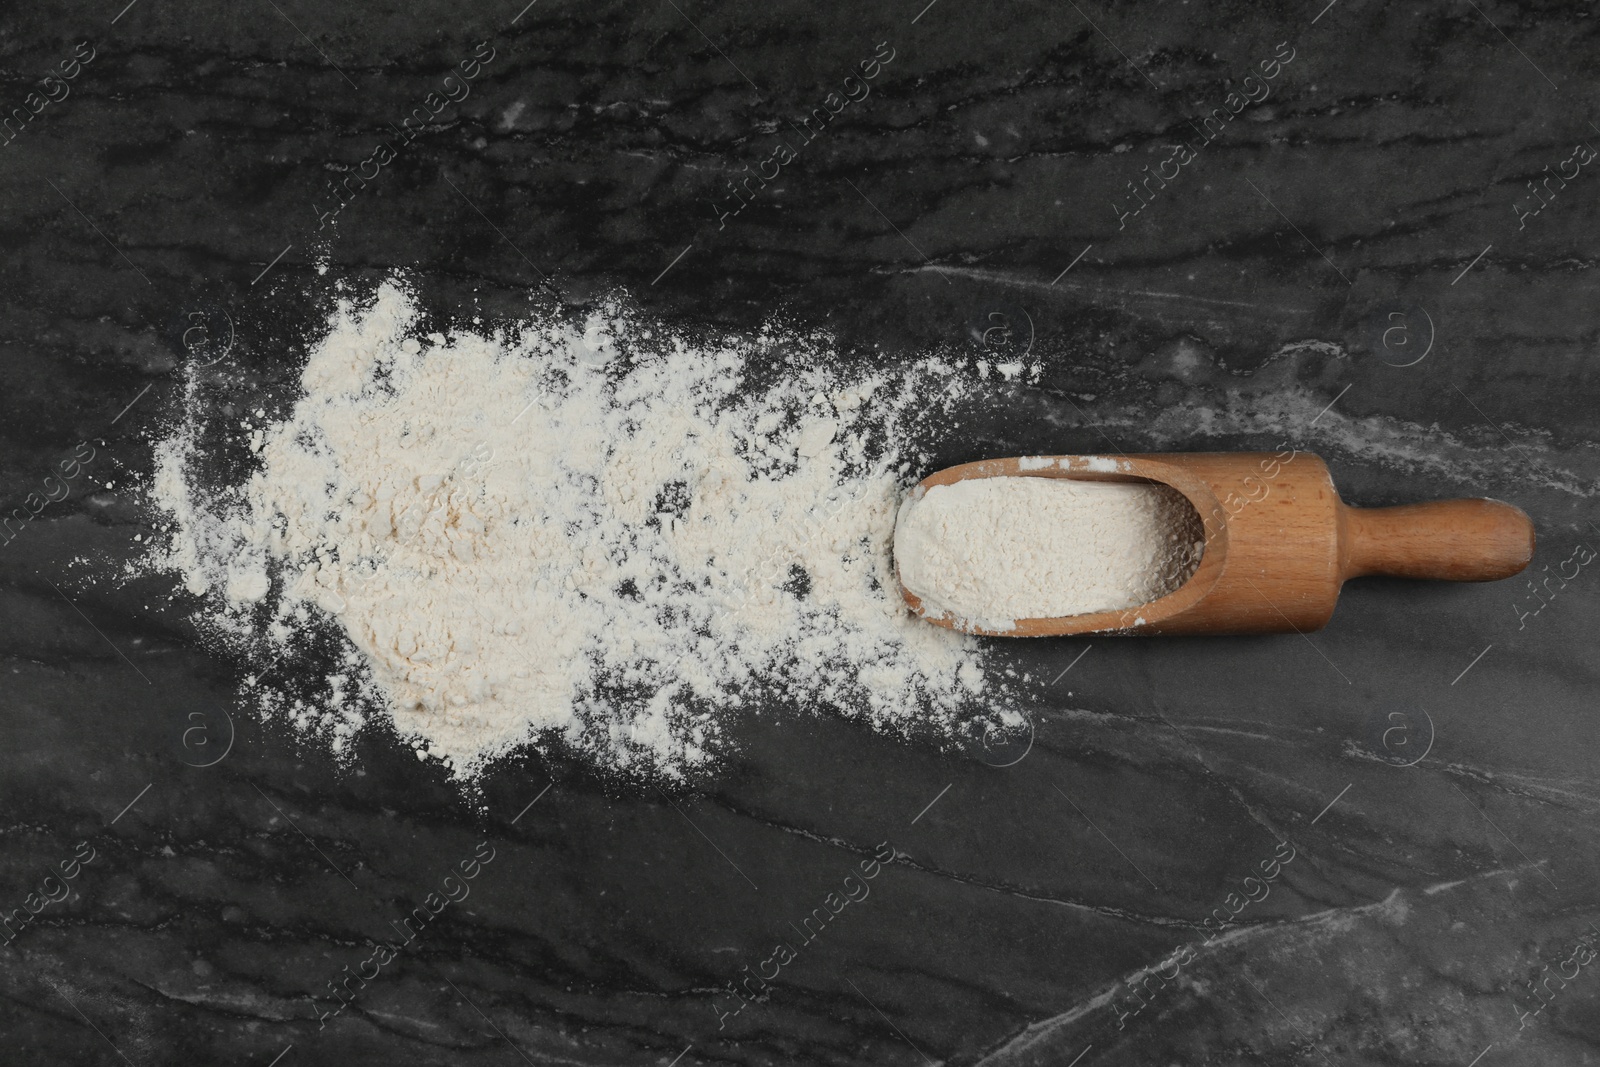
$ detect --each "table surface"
[3,2,1598,1064]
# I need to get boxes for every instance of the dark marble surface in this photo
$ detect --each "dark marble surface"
[4,1,1600,1064]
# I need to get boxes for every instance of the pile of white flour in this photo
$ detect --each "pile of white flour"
[893,477,1204,631]
[146,280,1018,779]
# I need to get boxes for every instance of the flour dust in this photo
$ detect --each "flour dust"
[142,279,1025,781]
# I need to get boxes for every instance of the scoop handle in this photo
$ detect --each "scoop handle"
[1339,499,1535,581]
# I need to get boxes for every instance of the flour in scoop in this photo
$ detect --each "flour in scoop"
[894,478,1205,631]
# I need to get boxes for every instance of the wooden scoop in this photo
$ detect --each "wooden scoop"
[897,452,1535,636]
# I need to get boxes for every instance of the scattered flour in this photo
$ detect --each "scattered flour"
[893,477,1204,631]
[145,279,1017,780]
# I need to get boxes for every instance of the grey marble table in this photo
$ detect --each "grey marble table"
[2,0,1598,1064]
